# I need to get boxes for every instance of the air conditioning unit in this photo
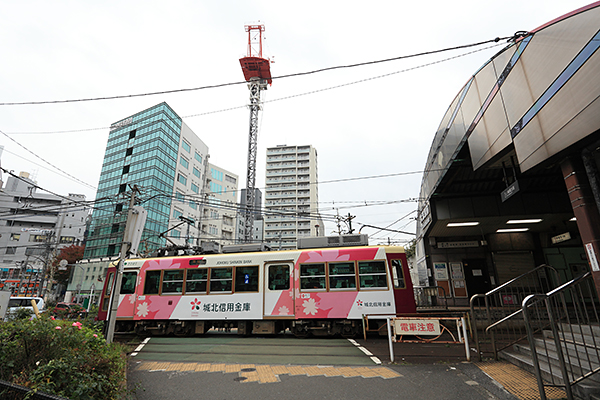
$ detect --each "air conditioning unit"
[297,234,369,249]
[222,243,272,253]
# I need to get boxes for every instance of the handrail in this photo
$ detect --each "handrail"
[521,271,598,400]
[469,264,560,361]
[483,264,558,298]
[485,308,523,334]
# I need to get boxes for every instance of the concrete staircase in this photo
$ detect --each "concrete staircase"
[500,324,600,400]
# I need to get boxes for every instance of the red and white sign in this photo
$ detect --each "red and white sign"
[394,319,441,335]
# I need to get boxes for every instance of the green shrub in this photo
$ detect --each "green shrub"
[0,315,128,400]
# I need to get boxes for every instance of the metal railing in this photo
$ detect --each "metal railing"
[0,379,69,400]
[470,264,560,360]
[413,285,454,310]
[523,272,600,400]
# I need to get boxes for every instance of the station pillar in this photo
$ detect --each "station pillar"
[561,155,600,295]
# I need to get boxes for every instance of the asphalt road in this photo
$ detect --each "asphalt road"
[127,333,518,400]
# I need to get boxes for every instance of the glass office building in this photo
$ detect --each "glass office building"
[85,102,191,258]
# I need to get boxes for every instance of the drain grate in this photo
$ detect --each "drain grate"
[240,368,256,372]
[233,377,247,382]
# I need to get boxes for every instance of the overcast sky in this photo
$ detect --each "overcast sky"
[0,0,591,243]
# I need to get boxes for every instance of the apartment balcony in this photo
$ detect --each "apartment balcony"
[265,170,297,177]
[265,193,297,199]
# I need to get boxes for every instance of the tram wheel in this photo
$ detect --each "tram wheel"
[292,326,310,338]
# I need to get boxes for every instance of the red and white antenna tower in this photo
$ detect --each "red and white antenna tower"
[239,24,272,243]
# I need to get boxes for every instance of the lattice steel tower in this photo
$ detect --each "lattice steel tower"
[239,24,272,243]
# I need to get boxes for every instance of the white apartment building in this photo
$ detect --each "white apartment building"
[168,123,210,248]
[198,163,239,249]
[264,145,324,250]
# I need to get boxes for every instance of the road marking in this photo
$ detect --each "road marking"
[358,347,373,356]
[370,357,381,364]
[136,361,401,383]
[130,337,151,357]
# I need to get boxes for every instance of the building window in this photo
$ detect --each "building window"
[29,235,47,242]
[180,156,189,169]
[191,183,199,193]
[172,229,181,239]
[195,152,202,163]
[10,233,20,241]
[173,209,183,219]
[60,236,75,244]
[126,147,133,156]
[211,168,223,181]
[129,129,136,139]
[177,173,187,185]
[176,192,185,202]
[193,167,201,178]
[225,175,236,184]
[5,247,16,255]
[182,140,191,153]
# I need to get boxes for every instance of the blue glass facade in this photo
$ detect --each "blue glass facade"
[84,102,182,258]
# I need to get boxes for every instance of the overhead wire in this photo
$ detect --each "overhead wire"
[0,36,509,107]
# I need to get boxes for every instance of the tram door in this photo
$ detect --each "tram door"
[263,262,295,318]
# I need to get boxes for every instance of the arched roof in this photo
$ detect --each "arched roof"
[419,2,600,203]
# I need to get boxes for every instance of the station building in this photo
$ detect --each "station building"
[415,2,600,303]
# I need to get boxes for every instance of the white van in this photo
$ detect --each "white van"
[5,296,45,320]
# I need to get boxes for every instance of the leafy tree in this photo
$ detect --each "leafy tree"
[51,245,85,287]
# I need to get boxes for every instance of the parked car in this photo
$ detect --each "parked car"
[5,296,45,320]
[51,302,87,318]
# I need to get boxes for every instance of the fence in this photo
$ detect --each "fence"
[470,264,560,360]
[413,285,454,310]
[0,380,69,400]
[523,272,600,400]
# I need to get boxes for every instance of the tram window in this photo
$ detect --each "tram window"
[144,270,162,295]
[121,272,137,295]
[391,259,406,288]
[268,265,290,290]
[186,268,207,293]
[328,262,356,290]
[101,272,115,312]
[358,261,388,289]
[210,268,233,293]
[300,263,326,290]
[235,266,259,292]
[162,270,184,293]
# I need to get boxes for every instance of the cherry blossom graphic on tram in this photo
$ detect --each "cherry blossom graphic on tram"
[97,238,415,338]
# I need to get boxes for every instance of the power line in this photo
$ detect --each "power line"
[0,129,97,189]
[4,42,506,136]
[0,36,510,107]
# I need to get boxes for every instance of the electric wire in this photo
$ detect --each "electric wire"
[0,35,510,107]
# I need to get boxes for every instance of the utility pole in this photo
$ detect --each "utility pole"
[346,213,355,234]
[106,185,144,344]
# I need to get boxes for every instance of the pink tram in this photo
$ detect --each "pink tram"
[97,245,415,337]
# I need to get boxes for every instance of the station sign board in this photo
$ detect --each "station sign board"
[551,232,571,244]
[501,180,520,202]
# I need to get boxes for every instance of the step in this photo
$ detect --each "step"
[513,341,600,384]
[559,323,600,338]
[500,349,600,399]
